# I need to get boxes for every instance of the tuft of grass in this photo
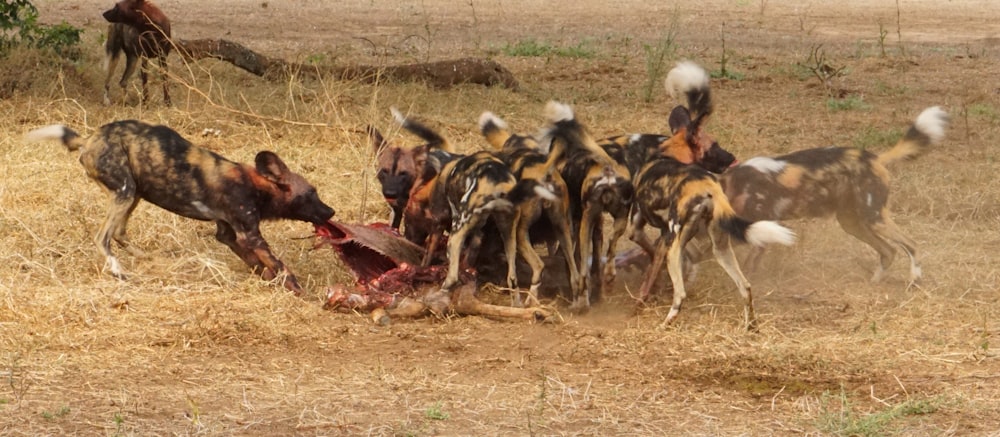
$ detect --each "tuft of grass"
[424,402,449,421]
[816,389,942,436]
[826,95,871,112]
[968,103,999,121]
[41,405,71,420]
[853,126,902,150]
[640,12,680,102]
[500,38,595,58]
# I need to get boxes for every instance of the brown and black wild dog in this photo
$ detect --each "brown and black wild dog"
[102,0,172,105]
[418,146,557,311]
[479,111,582,305]
[544,102,633,312]
[102,23,140,106]
[719,106,948,283]
[368,107,453,230]
[630,61,796,330]
[25,121,335,294]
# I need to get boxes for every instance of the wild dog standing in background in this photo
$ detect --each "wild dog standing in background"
[719,106,949,283]
[545,101,633,312]
[102,23,139,106]
[102,0,172,105]
[479,111,582,306]
[630,61,796,329]
[25,121,335,294]
[368,107,454,230]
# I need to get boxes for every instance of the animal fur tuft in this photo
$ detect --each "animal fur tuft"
[478,111,511,149]
[877,106,949,166]
[665,61,713,121]
[544,100,575,124]
[744,221,797,247]
[664,61,709,99]
[24,124,83,151]
[391,107,454,153]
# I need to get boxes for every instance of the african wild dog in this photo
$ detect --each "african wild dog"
[542,101,634,312]
[368,107,453,230]
[102,0,172,105]
[719,106,949,283]
[630,61,796,330]
[479,111,582,306]
[25,120,334,294]
[102,23,140,106]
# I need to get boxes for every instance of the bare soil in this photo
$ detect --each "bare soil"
[2,0,1000,435]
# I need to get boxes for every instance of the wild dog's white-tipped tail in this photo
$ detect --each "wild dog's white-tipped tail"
[533,184,558,202]
[390,106,406,125]
[745,221,797,247]
[914,106,948,145]
[544,100,575,124]
[24,124,68,143]
[665,61,710,99]
[478,111,508,131]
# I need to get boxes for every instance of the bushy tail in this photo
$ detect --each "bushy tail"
[391,107,454,153]
[877,106,949,167]
[665,61,713,121]
[24,124,85,152]
[539,100,614,165]
[708,184,796,247]
[478,111,511,150]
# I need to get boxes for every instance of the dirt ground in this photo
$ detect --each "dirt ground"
[2,0,1000,435]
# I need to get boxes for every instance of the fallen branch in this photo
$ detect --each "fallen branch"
[176,38,520,90]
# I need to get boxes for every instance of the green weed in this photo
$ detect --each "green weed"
[640,11,680,102]
[424,402,449,421]
[500,39,595,59]
[826,95,870,112]
[853,126,902,149]
[816,388,942,436]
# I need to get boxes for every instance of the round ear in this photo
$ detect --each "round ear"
[255,151,290,182]
[366,125,386,155]
[668,106,691,134]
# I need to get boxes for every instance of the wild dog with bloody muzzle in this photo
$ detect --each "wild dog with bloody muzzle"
[25,120,334,294]
[719,106,948,283]
[630,61,796,329]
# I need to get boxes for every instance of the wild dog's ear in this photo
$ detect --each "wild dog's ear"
[668,105,690,135]
[256,151,291,185]
[366,125,386,155]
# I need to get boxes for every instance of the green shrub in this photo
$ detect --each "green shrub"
[0,0,82,58]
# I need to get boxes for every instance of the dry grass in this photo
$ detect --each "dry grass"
[2,0,1000,435]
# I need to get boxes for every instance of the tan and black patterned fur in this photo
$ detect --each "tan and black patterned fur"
[25,120,334,294]
[719,106,949,283]
[479,111,582,306]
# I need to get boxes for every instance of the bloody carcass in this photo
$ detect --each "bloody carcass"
[315,220,555,323]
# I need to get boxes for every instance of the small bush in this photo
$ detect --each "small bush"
[826,95,870,112]
[500,38,595,59]
[0,0,82,58]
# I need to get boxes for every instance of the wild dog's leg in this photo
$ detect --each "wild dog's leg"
[158,53,171,106]
[637,233,670,303]
[662,235,688,326]
[871,215,921,282]
[494,211,520,303]
[103,51,120,106]
[570,206,599,312]
[96,194,140,279]
[629,211,657,256]
[215,221,268,276]
[139,57,150,104]
[515,212,545,307]
[836,211,896,282]
[441,214,483,291]
[421,229,444,267]
[742,245,766,273]
[589,220,605,303]
[709,228,757,331]
[234,225,302,294]
[111,200,146,257]
[603,214,628,286]
[547,205,582,302]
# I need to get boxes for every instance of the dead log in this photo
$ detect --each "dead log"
[176,38,519,90]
